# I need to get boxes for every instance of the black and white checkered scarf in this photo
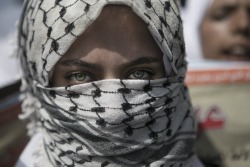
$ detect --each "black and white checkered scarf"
[17,0,199,166]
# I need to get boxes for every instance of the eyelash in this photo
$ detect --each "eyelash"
[211,8,234,21]
[212,12,229,21]
[65,71,94,83]
[126,69,154,79]
[65,69,155,84]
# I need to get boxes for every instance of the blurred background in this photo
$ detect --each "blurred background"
[0,0,22,87]
[0,0,250,167]
[0,0,29,167]
[180,0,250,167]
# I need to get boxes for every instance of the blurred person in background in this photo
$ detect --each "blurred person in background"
[183,0,250,61]
[181,0,250,167]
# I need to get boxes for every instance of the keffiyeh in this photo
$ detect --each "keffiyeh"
[17,0,200,166]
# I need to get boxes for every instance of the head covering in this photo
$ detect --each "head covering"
[182,0,213,61]
[17,0,200,166]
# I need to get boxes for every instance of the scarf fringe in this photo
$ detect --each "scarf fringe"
[19,79,42,137]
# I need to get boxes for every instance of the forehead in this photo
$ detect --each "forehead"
[84,5,149,37]
[61,5,162,60]
[210,0,250,8]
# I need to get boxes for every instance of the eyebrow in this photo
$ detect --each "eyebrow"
[60,59,101,70]
[60,56,161,69]
[216,4,236,11]
[123,57,161,68]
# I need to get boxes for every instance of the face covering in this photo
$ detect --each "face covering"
[17,0,199,166]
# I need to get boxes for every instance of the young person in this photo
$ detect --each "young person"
[184,0,250,61]
[16,0,202,166]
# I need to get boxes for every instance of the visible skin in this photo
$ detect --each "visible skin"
[51,5,165,87]
[200,0,250,61]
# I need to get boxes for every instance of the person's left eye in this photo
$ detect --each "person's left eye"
[127,70,153,79]
[210,7,234,21]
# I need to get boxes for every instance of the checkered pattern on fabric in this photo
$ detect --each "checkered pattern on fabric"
[17,0,198,166]
[34,78,196,166]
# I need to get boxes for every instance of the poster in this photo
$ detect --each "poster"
[186,62,250,167]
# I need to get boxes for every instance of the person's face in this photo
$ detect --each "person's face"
[200,0,250,61]
[51,5,165,87]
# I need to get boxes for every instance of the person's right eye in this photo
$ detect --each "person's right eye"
[65,71,94,84]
